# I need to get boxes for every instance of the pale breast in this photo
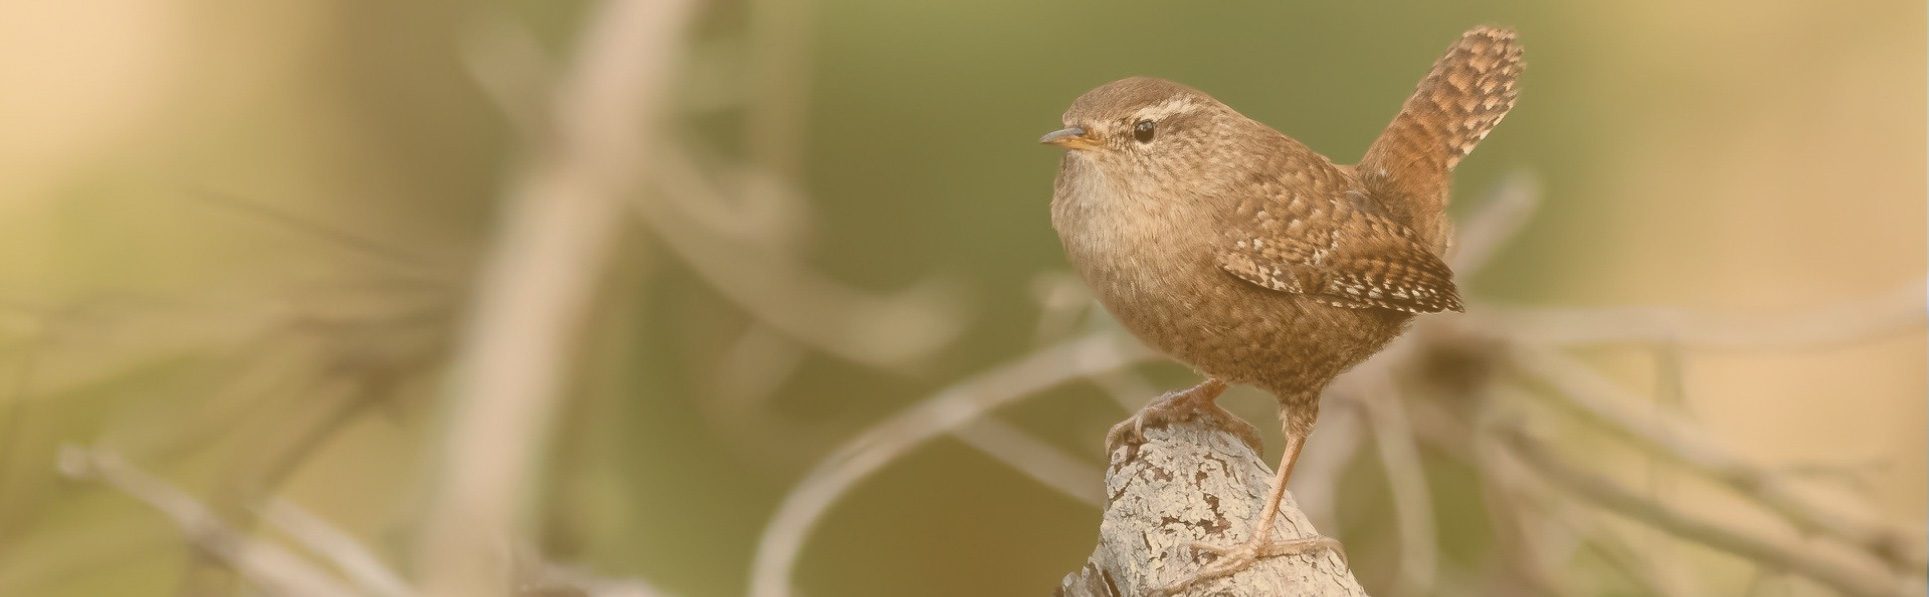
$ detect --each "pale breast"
[1050,157,1259,367]
[1049,156,1217,311]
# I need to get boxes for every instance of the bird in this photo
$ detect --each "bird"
[1041,26,1522,593]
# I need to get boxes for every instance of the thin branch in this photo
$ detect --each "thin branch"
[521,548,674,597]
[638,144,965,370]
[656,138,815,251]
[530,567,670,597]
[743,0,815,180]
[709,323,807,419]
[1481,281,1926,351]
[261,500,413,597]
[176,188,452,282]
[748,333,1153,597]
[460,14,551,136]
[952,417,1104,506]
[1475,400,1703,597]
[1507,346,1926,572]
[412,1,698,595]
[1449,171,1541,274]
[1357,375,1439,596]
[1499,429,1917,597]
[1567,509,1707,597]
[1026,276,1167,413]
[1029,272,1094,345]
[56,447,358,597]
[1468,420,1577,597]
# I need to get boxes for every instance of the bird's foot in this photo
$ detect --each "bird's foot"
[1104,379,1259,456]
[1152,534,1347,596]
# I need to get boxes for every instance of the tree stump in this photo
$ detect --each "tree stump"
[1057,415,1367,596]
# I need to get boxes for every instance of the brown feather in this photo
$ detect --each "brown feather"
[1358,26,1524,254]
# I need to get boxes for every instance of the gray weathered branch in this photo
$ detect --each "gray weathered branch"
[1058,416,1366,597]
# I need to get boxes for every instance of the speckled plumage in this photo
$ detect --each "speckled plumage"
[1362,26,1525,254]
[1043,27,1521,590]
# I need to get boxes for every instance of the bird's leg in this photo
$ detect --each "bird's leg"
[1105,378,1259,455]
[1156,408,1343,596]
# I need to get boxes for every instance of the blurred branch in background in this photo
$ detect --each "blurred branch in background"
[1485,284,1925,351]
[411,0,698,595]
[1498,429,1912,597]
[58,446,370,597]
[0,270,452,594]
[9,0,977,593]
[1356,372,1439,597]
[461,0,965,373]
[748,333,1153,597]
[261,500,414,597]
[951,417,1104,506]
[59,446,665,597]
[637,150,966,370]
[1507,344,1927,562]
[459,0,970,482]
[743,0,814,182]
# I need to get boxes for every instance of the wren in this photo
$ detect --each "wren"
[1042,26,1522,592]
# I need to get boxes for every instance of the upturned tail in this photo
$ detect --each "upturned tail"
[1358,26,1523,254]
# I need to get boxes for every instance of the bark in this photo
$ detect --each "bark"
[1058,416,1367,597]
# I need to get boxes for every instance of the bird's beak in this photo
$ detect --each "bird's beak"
[1039,126,1093,149]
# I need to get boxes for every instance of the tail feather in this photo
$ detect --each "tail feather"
[1359,26,1523,254]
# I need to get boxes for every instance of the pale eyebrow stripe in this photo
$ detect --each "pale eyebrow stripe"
[1132,97,1197,122]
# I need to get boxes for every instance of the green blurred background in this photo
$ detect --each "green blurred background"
[0,1,1921,596]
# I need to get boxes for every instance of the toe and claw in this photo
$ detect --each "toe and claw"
[1151,535,1346,596]
[1103,379,1260,455]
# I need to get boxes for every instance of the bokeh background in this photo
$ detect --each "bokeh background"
[0,1,1921,596]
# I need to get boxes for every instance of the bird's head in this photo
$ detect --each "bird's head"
[1041,77,1251,190]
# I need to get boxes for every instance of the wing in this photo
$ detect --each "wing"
[1218,191,1463,314]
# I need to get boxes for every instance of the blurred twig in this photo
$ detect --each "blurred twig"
[56,447,364,597]
[1499,429,1917,597]
[262,500,414,597]
[953,417,1104,506]
[178,188,456,283]
[1482,282,1925,351]
[744,0,815,180]
[748,333,1153,597]
[0,283,448,591]
[1357,373,1439,596]
[461,7,963,373]
[1027,272,1163,412]
[1507,345,1926,573]
[523,556,674,597]
[638,143,965,370]
[1467,413,1575,597]
[1447,171,1540,273]
[461,15,552,136]
[1568,508,1706,597]
[659,124,815,250]
[412,1,698,595]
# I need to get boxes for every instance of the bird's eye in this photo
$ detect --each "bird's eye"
[1132,120,1156,143]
